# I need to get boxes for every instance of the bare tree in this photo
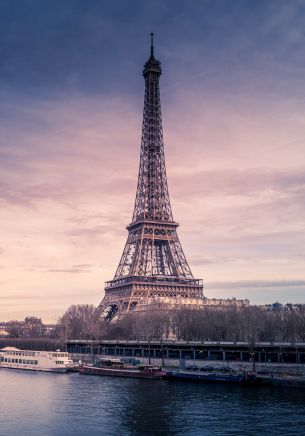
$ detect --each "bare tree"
[55,303,305,343]
[57,304,97,340]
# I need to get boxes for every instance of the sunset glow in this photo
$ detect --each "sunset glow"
[1,1,305,321]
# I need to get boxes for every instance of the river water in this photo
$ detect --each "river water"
[1,369,305,435]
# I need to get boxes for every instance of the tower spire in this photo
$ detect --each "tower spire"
[150,32,154,58]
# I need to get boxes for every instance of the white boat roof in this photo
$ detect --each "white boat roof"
[0,346,20,351]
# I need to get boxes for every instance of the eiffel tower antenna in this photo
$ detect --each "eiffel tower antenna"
[150,32,154,57]
[97,35,204,321]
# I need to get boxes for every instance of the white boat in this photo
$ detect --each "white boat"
[0,346,73,373]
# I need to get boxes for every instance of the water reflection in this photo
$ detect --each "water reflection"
[118,380,174,434]
[1,370,305,436]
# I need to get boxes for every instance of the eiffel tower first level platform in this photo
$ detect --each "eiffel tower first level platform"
[97,34,204,321]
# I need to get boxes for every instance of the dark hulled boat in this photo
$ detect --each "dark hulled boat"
[168,369,257,385]
[79,358,167,379]
[257,374,305,388]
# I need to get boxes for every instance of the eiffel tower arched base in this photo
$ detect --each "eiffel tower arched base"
[96,276,205,322]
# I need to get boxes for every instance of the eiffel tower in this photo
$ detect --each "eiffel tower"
[97,34,204,321]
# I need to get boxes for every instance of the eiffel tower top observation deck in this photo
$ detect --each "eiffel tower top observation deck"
[97,34,204,320]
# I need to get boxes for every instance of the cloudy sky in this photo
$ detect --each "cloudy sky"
[1,0,305,322]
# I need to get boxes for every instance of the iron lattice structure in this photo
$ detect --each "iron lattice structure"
[97,35,204,320]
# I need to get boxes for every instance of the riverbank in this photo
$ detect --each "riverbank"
[2,338,305,377]
[71,353,305,376]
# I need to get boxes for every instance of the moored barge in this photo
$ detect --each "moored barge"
[79,358,167,379]
[168,368,257,385]
[257,373,305,388]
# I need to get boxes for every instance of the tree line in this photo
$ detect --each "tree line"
[4,304,305,344]
[55,304,305,345]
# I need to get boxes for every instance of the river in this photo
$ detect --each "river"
[1,369,305,435]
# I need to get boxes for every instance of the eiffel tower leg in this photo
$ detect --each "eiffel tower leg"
[96,299,122,322]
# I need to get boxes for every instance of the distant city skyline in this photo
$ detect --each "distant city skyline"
[1,0,305,321]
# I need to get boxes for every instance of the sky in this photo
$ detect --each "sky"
[1,0,305,322]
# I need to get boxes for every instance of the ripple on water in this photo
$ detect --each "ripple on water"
[1,370,305,435]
